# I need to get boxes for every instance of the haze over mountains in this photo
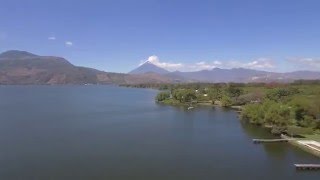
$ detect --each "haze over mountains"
[130,59,320,83]
[0,50,319,85]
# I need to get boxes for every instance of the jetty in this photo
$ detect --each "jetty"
[253,139,290,144]
[294,164,320,170]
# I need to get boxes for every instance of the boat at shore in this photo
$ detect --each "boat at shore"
[187,106,194,110]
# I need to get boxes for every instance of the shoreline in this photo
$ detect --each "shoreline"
[158,100,320,158]
[281,134,320,158]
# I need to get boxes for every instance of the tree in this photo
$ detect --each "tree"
[240,103,264,124]
[172,89,184,102]
[208,87,223,101]
[221,95,232,107]
[184,89,197,103]
[226,86,244,99]
[263,102,291,127]
[236,91,264,105]
[266,88,299,102]
[155,92,170,102]
[172,89,197,103]
[289,96,319,128]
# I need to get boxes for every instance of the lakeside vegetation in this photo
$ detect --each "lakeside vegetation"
[123,80,320,138]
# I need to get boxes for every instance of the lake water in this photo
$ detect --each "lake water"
[0,86,319,180]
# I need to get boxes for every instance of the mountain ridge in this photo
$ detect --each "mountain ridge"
[129,60,320,83]
[0,50,172,85]
[1,50,320,84]
[0,50,38,59]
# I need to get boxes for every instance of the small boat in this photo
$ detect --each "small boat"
[187,106,194,110]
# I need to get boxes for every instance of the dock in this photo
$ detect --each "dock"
[253,139,289,144]
[294,164,320,170]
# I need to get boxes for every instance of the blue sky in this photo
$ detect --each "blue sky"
[0,0,320,72]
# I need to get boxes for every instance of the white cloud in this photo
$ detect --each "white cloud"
[65,41,73,47]
[287,57,320,70]
[190,61,220,71]
[226,58,275,69]
[140,55,183,71]
[246,58,274,69]
[48,36,56,40]
[138,55,320,72]
[139,56,224,71]
[139,56,276,72]
[195,61,205,65]
[213,60,222,65]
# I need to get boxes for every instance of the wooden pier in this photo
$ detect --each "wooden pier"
[253,139,289,144]
[294,164,320,170]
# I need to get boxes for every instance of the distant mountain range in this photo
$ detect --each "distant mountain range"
[0,50,172,85]
[129,60,320,83]
[1,50,319,85]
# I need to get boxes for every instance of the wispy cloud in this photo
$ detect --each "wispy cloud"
[139,56,275,72]
[48,36,56,40]
[287,57,320,71]
[65,41,73,47]
[246,58,275,69]
[226,58,275,69]
[189,61,222,71]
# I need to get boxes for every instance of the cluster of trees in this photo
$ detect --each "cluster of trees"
[154,83,248,106]
[241,87,320,135]
[156,89,197,104]
[120,83,172,90]
[172,89,197,103]
[152,82,320,135]
[241,100,293,134]
[207,85,245,106]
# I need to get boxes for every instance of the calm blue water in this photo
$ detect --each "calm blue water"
[0,86,318,180]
